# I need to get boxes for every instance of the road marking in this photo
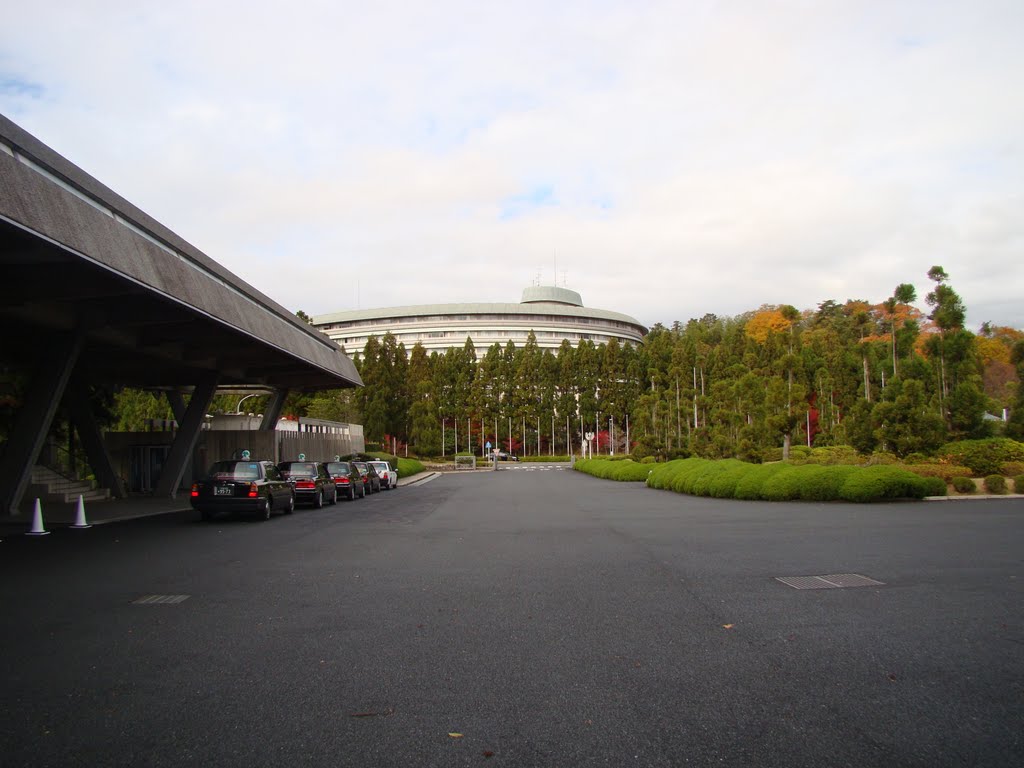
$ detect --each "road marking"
[132,594,190,604]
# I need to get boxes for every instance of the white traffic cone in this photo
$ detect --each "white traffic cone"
[70,494,92,529]
[27,498,50,536]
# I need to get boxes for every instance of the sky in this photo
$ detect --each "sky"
[1,0,1022,332]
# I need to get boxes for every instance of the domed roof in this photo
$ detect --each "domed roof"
[520,285,583,307]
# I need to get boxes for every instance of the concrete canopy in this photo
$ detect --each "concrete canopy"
[0,114,360,391]
[0,114,361,513]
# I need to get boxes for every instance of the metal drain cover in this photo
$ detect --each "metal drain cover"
[776,574,885,590]
[132,594,190,604]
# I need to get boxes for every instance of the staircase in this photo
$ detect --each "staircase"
[28,465,111,504]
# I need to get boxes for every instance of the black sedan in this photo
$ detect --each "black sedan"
[326,460,364,500]
[352,460,381,494]
[190,460,295,521]
[277,461,338,507]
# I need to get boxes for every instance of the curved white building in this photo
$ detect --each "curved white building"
[313,286,647,359]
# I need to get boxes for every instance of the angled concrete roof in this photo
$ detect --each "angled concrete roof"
[0,113,361,391]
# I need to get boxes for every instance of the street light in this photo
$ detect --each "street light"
[235,393,261,414]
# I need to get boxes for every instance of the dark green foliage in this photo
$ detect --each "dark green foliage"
[1014,475,1024,493]
[939,438,1024,476]
[983,475,1007,494]
[951,476,975,493]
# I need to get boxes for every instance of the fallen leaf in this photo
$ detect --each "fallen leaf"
[483,750,495,758]
[722,624,734,629]
[448,732,464,739]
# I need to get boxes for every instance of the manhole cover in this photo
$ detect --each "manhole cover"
[775,574,885,590]
[132,594,190,604]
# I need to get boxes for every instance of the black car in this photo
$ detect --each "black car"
[326,460,364,500]
[352,460,381,494]
[276,461,338,507]
[190,460,295,521]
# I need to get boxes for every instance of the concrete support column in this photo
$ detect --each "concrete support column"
[259,389,288,431]
[0,333,83,515]
[154,374,219,498]
[165,390,186,424]
[66,379,127,499]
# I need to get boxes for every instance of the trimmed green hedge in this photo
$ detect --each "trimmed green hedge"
[520,455,571,463]
[628,457,943,502]
[1015,475,1024,494]
[574,458,654,482]
[396,457,425,478]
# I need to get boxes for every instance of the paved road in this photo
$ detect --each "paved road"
[1,469,1021,767]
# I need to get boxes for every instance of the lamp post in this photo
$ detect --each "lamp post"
[235,393,261,414]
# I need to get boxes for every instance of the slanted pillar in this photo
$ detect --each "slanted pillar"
[67,379,127,499]
[0,333,83,515]
[259,389,288,430]
[154,374,219,498]
[165,390,186,423]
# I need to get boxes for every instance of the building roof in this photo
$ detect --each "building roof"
[0,113,361,391]
[314,299,646,332]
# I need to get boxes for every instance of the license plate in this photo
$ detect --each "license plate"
[214,486,233,496]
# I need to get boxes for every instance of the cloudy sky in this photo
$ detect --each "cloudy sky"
[2,0,1022,331]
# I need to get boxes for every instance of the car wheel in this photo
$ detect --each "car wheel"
[330,487,338,505]
[360,484,366,498]
[314,489,324,509]
[284,492,295,515]
[259,498,271,521]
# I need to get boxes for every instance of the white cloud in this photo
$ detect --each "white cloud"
[2,0,1022,330]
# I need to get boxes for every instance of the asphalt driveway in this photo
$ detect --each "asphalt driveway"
[1,467,1021,767]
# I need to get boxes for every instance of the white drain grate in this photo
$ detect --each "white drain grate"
[132,594,190,604]
[776,574,885,590]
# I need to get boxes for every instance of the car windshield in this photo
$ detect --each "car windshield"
[208,461,261,481]
[326,462,351,473]
[370,462,388,471]
[280,463,317,478]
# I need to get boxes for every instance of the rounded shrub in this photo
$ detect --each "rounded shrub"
[838,465,932,502]
[702,460,749,498]
[983,475,1007,494]
[761,465,805,501]
[799,465,859,501]
[1015,475,1024,494]
[939,438,1024,476]
[733,463,787,500]
[951,476,975,494]
[919,476,947,497]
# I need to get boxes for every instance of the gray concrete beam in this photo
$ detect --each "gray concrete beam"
[0,332,83,515]
[67,379,127,499]
[259,390,289,431]
[154,375,219,498]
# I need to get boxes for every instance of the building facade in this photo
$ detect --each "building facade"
[313,286,647,359]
